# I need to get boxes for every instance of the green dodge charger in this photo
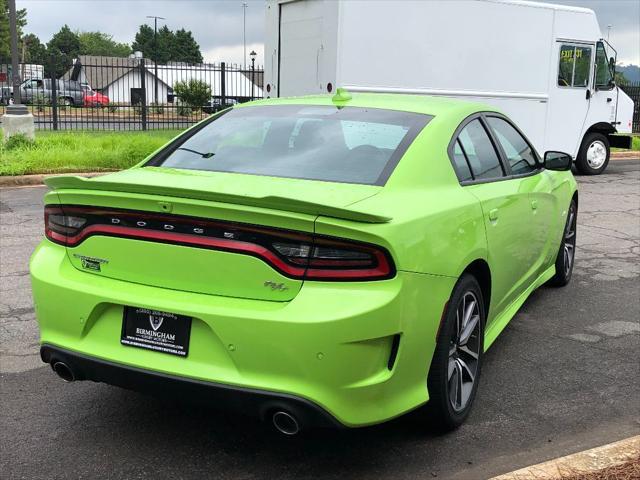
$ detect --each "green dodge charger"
[30,92,578,434]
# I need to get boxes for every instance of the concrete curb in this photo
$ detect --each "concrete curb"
[490,435,640,479]
[611,152,640,160]
[0,171,115,188]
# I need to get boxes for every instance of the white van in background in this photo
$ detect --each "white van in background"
[264,0,635,174]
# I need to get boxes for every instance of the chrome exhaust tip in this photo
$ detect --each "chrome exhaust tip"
[272,410,300,436]
[52,362,75,382]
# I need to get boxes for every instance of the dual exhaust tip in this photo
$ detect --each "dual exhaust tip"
[52,361,75,382]
[271,410,301,435]
[50,361,302,435]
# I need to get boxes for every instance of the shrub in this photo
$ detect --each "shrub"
[173,79,211,112]
[4,133,35,150]
[107,104,119,113]
[177,104,192,117]
[150,102,164,115]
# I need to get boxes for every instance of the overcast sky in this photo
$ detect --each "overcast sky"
[17,0,640,65]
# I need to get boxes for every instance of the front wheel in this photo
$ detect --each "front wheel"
[576,132,609,175]
[548,200,577,287]
[426,274,485,431]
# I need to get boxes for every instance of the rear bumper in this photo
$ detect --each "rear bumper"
[40,344,341,428]
[31,240,456,427]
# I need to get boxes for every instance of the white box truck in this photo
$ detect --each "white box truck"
[264,0,635,174]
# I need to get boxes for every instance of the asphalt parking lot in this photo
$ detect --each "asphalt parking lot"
[1,161,639,480]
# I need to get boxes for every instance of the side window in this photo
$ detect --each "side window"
[452,140,473,182]
[487,117,539,175]
[457,119,504,181]
[595,42,614,88]
[558,44,593,87]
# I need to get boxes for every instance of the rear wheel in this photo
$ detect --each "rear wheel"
[549,200,577,287]
[426,274,484,431]
[576,132,609,175]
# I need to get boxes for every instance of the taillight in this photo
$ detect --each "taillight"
[44,205,395,281]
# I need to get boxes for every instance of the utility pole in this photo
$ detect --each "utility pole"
[147,15,165,106]
[242,2,248,69]
[9,0,21,105]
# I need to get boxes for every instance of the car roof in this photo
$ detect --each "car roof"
[241,92,501,122]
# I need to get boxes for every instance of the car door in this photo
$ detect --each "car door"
[450,116,535,321]
[484,115,557,279]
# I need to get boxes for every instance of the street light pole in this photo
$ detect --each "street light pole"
[242,2,248,69]
[607,24,612,41]
[250,50,256,100]
[9,0,21,105]
[147,15,165,106]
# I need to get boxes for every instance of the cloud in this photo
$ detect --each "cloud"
[202,42,264,66]
[17,0,640,65]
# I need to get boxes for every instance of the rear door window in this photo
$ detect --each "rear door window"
[456,119,504,181]
[486,117,539,175]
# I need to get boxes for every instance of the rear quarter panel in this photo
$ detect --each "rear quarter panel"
[315,111,489,278]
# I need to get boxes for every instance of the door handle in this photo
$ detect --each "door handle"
[531,200,538,210]
[606,97,612,103]
[489,208,499,221]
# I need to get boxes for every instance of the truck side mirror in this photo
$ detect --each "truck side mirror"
[544,151,572,171]
[609,57,615,72]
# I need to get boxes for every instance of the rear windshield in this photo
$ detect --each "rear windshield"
[150,105,431,185]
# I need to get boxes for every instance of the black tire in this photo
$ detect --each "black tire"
[426,274,485,431]
[575,132,609,175]
[548,200,577,287]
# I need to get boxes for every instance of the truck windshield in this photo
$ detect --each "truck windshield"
[151,105,431,185]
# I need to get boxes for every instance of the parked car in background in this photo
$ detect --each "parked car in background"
[202,97,239,114]
[20,78,84,106]
[81,85,110,107]
[32,92,578,434]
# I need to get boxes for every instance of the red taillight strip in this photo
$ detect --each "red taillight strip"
[45,205,395,281]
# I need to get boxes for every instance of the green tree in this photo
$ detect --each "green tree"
[21,33,47,64]
[0,0,27,62]
[46,25,80,77]
[131,23,203,64]
[78,31,130,57]
[172,28,203,64]
[173,79,211,111]
[614,71,629,86]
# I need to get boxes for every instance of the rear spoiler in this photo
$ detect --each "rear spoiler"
[44,176,392,224]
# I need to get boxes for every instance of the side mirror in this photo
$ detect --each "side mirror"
[609,56,616,72]
[544,151,573,171]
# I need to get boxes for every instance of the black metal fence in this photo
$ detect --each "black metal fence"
[0,57,264,130]
[620,82,640,134]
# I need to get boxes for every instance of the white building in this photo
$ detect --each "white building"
[64,55,262,105]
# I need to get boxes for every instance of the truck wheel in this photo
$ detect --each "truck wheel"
[575,132,609,175]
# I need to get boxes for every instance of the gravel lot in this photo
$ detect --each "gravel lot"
[1,161,639,480]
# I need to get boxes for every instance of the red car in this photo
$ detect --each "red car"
[82,86,109,107]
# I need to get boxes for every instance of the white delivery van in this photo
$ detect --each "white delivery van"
[264,0,635,174]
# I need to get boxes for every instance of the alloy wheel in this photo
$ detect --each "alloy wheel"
[448,291,481,412]
[563,204,577,277]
